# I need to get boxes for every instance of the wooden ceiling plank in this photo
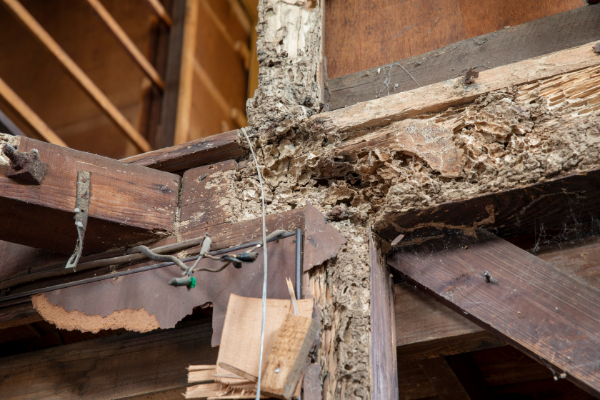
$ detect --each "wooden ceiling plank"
[388,229,600,397]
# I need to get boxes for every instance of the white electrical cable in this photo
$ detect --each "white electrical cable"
[241,127,268,400]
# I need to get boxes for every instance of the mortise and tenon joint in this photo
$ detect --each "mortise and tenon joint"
[2,144,47,185]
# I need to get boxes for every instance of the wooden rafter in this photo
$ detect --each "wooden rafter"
[2,0,153,153]
[388,229,600,397]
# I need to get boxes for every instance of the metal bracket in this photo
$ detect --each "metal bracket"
[65,171,91,270]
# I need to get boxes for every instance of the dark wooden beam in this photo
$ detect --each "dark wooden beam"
[376,167,600,250]
[0,135,180,254]
[328,5,600,110]
[388,229,600,397]
[370,229,399,400]
[395,283,503,360]
[417,357,471,400]
[121,129,243,173]
[0,300,41,330]
[0,319,217,399]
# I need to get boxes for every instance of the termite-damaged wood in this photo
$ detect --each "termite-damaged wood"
[0,135,180,254]
[388,229,600,397]
[0,319,218,399]
[328,5,600,110]
[122,129,243,173]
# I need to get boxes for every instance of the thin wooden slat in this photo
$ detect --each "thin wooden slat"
[388,229,600,397]
[0,76,66,146]
[85,0,164,90]
[146,0,173,27]
[173,0,199,145]
[2,0,152,153]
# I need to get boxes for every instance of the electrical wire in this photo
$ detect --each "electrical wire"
[241,127,268,400]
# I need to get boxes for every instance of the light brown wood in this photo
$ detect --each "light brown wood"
[188,366,217,384]
[2,0,152,152]
[261,314,319,399]
[317,41,600,136]
[0,134,179,254]
[86,0,164,89]
[219,362,258,383]
[173,0,199,145]
[0,76,66,146]
[146,0,172,26]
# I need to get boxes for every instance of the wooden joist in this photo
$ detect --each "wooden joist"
[328,5,600,110]
[121,129,243,173]
[388,229,600,397]
[0,320,218,399]
[0,135,179,254]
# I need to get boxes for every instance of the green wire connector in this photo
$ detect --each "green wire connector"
[189,276,196,288]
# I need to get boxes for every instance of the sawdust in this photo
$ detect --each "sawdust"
[32,293,160,334]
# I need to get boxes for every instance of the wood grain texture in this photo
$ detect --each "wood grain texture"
[395,283,503,360]
[122,129,243,173]
[0,301,41,330]
[317,40,600,136]
[417,357,471,400]
[2,0,152,152]
[0,320,218,399]
[388,229,600,397]
[0,136,179,254]
[261,314,319,399]
[459,0,584,38]
[324,0,468,79]
[328,5,600,110]
[369,228,399,400]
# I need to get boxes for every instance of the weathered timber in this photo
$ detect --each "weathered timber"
[445,353,494,400]
[314,40,600,136]
[369,229,399,400]
[122,129,243,173]
[377,166,600,251]
[0,135,179,254]
[417,357,471,400]
[328,5,600,110]
[0,300,41,330]
[395,283,503,360]
[388,229,600,397]
[0,319,218,399]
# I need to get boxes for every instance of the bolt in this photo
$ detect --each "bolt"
[2,145,20,164]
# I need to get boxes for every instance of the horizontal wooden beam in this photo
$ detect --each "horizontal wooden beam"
[389,229,600,397]
[0,300,41,330]
[328,5,600,110]
[122,129,243,174]
[0,135,179,254]
[0,319,218,399]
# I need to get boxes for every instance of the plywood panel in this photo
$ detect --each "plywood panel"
[325,0,468,79]
[459,0,586,38]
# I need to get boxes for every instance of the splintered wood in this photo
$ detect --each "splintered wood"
[261,314,319,399]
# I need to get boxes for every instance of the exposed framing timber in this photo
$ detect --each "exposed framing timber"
[0,319,218,399]
[0,76,66,146]
[86,0,165,89]
[146,0,173,27]
[328,5,600,110]
[2,0,152,152]
[121,129,243,173]
[388,229,600,397]
[0,135,179,254]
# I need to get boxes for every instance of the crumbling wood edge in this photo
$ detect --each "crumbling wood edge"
[327,5,600,110]
[122,129,244,173]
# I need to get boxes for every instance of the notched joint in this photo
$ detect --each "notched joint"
[2,144,47,185]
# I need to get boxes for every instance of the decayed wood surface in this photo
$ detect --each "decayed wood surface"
[0,135,179,254]
[388,230,600,397]
[328,5,600,110]
[316,41,600,135]
[369,229,399,400]
[1,0,152,152]
[122,129,243,173]
[0,320,218,399]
